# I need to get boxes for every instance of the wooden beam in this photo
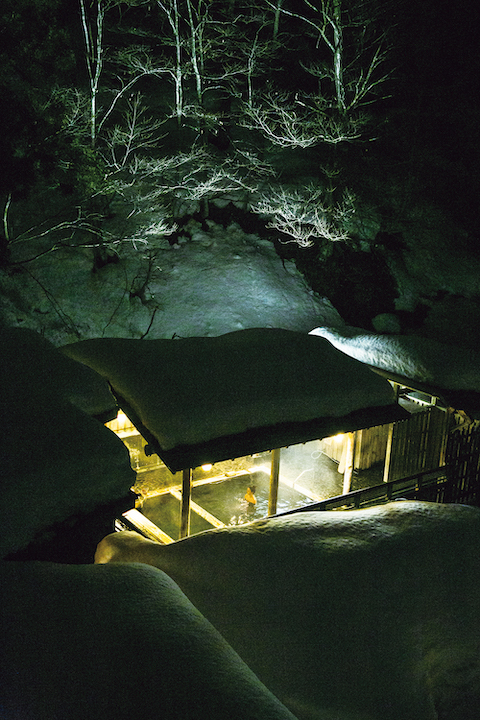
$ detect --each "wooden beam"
[180,468,192,538]
[268,448,281,516]
[120,509,174,544]
[171,490,225,529]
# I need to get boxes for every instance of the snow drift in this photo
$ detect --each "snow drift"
[310,325,480,394]
[0,560,297,720]
[0,328,134,558]
[96,501,480,720]
[1,326,116,417]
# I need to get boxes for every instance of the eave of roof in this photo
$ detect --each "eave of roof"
[370,367,480,418]
[61,329,408,473]
[113,388,408,473]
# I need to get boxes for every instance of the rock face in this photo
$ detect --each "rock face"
[95,502,480,720]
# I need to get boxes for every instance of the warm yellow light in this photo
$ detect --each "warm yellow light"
[333,433,345,444]
[106,410,138,437]
[116,410,129,426]
[201,464,213,472]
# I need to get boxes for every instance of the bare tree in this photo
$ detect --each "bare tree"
[155,0,214,123]
[79,0,104,147]
[185,0,210,108]
[237,0,391,150]
[272,0,284,39]
[270,0,392,114]
[102,93,166,173]
[79,0,171,146]
[252,182,356,246]
[241,92,369,146]
[121,145,273,219]
[156,0,184,121]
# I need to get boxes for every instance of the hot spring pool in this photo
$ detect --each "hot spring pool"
[140,471,313,540]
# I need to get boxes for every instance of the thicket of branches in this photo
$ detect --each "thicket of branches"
[1,0,396,264]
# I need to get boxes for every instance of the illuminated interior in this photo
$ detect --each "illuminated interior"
[104,386,444,543]
[106,411,396,542]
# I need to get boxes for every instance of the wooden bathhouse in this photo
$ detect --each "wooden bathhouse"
[60,327,480,544]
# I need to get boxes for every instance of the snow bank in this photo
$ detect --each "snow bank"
[0,561,297,720]
[0,328,135,557]
[1,327,116,417]
[61,328,396,451]
[310,325,480,394]
[95,501,480,720]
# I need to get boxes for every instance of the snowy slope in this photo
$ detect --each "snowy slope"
[1,219,342,344]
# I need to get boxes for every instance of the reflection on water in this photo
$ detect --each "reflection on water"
[141,493,212,541]
[193,471,311,526]
[140,471,313,539]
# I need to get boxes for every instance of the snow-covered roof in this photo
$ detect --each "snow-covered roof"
[61,328,404,472]
[310,325,480,414]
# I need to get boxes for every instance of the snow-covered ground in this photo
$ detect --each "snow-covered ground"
[0,217,343,345]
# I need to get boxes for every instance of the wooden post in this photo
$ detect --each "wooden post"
[383,422,394,483]
[180,467,192,538]
[268,447,281,516]
[342,431,356,494]
[382,383,400,484]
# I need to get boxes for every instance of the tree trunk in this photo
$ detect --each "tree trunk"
[332,0,346,113]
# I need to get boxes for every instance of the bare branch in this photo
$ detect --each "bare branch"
[252,183,356,246]
[241,93,367,146]
[102,93,167,172]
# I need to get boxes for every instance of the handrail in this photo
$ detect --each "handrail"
[275,466,448,516]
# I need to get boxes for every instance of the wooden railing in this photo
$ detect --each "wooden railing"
[276,466,449,516]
